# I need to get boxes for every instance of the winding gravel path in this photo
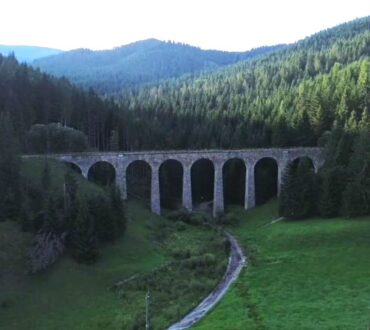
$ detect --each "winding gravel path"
[167,231,246,330]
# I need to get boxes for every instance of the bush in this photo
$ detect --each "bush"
[171,248,192,259]
[188,213,208,226]
[167,209,192,223]
[175,221,187,231]
[167,210,209,226]
[216,213,240,226]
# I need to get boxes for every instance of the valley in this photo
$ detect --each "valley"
[0,13,369,330]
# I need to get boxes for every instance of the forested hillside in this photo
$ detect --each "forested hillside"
[0,54,119,152]
[1,17,369,153]
[0,56,126,271]
[32,39,285,94]
[117,16,370,150]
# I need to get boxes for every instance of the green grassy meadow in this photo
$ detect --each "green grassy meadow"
[0,202,163,330]
[194,201,370,330]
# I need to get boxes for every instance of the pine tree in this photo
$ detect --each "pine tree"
[319,167,347,217]
[0,113,22,221]
[110,185,127,237]
[341,131,370,217]
[64,171,79,232]
[279,159,316,219]
[342,179,368,217]
[71,196,99,264]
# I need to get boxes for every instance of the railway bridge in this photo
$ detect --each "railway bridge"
[30,148,324,216]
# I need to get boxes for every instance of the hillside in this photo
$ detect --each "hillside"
[1,16,369,154]
[0,45,62,62]
[0,54,120,152]
[0,158,228,329]
[114,16,370,150]
[32,39,285,94]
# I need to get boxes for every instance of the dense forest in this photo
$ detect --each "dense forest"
[33,39,285,94]
[116,16,370,150]
[0,54,120,152]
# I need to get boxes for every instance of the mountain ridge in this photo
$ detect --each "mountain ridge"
[0,45,62,62]
[32,39,286,94]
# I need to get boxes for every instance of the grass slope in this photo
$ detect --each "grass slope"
[0,158,228,329]
[0,202,166,330]
[194,201,370,330]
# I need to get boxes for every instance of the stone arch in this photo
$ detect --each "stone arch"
[222,158,246,207]
[126,160,152,201]
[191,158,215,209]
[159,159,183,210]
[62,161,82,175]
[254,157,278,205]
[290,156,315,173]
[87,161,116,186]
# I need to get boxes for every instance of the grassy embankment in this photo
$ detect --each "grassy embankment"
[0,159,228,330]
[194,201,370,330]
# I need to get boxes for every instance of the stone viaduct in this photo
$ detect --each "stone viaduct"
[35,148,324,217]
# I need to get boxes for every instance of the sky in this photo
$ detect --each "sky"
[0,0,369,52]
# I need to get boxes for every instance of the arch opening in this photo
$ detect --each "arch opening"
[290,157,315,174]
[88,161,116,186]
[223,158,246,208]
[126,160,151,201]
[254,157,278,205]
[191,158,214,210]
[159,160,183,210]
[63,161,82,175]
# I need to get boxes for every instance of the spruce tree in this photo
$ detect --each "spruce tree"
[319,167,346,217]
[279,159,316,220]
[71,195,99,264]
[110,186,126,237]
[342,179,368,217]
[0,113,22,221]
[64,171,78,231]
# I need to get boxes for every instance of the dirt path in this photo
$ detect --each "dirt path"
[167,231,246,330]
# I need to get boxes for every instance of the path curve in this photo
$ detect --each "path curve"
[167,231,246,330]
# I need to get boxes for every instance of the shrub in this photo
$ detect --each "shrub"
[188,213,208,226]
[175,221,187,232]
[167,209,192,223]
[216,213,240,226]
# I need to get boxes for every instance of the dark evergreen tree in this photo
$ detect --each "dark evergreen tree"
[341,130,370,217]
[64,171,79,231]
[110,186,127,237]
[342,179,368,217]
[279,159,316,219]
[71,196,99,264]
[0,113,22,221]
[318,167,347,217]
